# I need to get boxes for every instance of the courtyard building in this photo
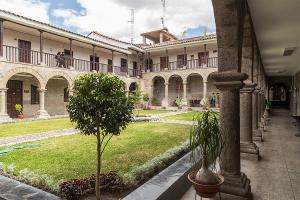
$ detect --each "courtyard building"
[0,9,220,122]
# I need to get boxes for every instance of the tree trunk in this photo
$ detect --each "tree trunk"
[96,131,101,200]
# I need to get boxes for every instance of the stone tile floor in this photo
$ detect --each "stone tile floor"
[181,109,300,200]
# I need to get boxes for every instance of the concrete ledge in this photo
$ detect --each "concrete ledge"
[123,151,200,200]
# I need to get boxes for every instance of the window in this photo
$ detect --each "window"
[31,85,39,104]
[64,87,69,102]
[121,58,127,72]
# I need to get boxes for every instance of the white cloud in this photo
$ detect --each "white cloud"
[52,0,215,43]
[0,0,50,23]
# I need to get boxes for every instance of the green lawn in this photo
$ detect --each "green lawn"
[0,122,189,184]
[0,118,74,139]
[133,109,172,116]
[162,111,202,121]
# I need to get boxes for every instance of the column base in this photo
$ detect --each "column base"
[253,129,263,142]
[220,173,252,199]
[39,62,46,66]
[182,98,188,106]
[0,56,6,61]
[240,142,260,160]
[36,110,50,119]
[0,114,12,123]
[161,99,169,107]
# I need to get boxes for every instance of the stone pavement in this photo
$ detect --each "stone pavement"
[181,108,300,200]
[0,128,79,147]
[0,175,61,200]
[159,120,193,126]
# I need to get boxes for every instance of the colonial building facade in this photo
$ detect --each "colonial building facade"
[0,9,219,122]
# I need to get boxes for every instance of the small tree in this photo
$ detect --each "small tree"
[67,73,134,200]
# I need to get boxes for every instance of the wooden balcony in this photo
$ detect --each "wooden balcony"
[150,57,218,72]
[2,45,142,78]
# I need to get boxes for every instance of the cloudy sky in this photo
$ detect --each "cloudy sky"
[0,0,216,43]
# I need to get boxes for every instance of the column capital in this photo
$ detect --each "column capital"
[38,88,47,92]
[164,83,169,86]
[240,82,256,93]
[0,88,8,92]
[182,81,187,85]
[210,72,247,91]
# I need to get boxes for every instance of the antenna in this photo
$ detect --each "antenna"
[128,9,135,44]
[161,0,166,29]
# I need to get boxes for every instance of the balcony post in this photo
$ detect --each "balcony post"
[165,49,169,70]
[36,88,50,119]
[162,83,169,107]
[111,50,114,74]
[204,43,207,67]
[92,45,96,72]
[126,54,129,77]
[0,19,5,61]
[39,30,45,65]
[184,47,187,68]
[69,39,74,69]
[0,88,11,122]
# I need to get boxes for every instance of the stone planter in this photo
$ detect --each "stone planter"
[188,171,224,198]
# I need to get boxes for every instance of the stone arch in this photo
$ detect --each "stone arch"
[167,73,184,84]
[152,76,166,106]
[1,67,45,88]
[45,71,73,89]
[186,73,204,106]
[129,82,138,92]
[151,75,166,85]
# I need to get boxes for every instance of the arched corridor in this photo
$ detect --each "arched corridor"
[168,75,183,106]
[152,76,165,106]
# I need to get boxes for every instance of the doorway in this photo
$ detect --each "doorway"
[7,80,23,118]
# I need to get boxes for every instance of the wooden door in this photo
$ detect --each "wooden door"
[90,55,100,71]
[198,51,209,66]
[108,59,113,72]
[18,40,31,63]
[160,57,167,70]
[7,80,23,118]
[177,55,185,68]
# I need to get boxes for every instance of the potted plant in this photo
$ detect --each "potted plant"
[188,109,224,198]
[142,93,150,110]
[15,104,24,119]
[175,97,183,109]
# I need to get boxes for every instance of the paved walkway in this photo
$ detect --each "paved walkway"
[159,120,193,126]
[0,175,61,200]
[181,108,300,200]
[0,128,79,147]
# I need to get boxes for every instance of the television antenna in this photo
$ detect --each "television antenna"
[128,9,135,44]
[161,0,166,29]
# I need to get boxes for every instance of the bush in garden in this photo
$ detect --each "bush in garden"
[67,73,134,200]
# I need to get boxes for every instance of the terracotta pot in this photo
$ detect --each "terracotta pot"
[188,171,224,198]
[17,114,24,119]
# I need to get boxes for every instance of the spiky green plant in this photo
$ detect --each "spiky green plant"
[190,110,224,184]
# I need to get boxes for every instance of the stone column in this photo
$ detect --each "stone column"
[240,83,260,159]
[182,82,188,106]
[253,87,263,141]
[36,89,50,119]
[203,81,208,99]
[211,72,251,199]
[0,88,11,122]
[162,83,169,107]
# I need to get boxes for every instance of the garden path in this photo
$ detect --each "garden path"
[0,128,79,147]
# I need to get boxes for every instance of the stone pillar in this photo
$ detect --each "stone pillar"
[203,81,208,99]
[0,19,6,61]
[36,89,50,119]
[253,88,263,141]
[159,32,163,43]
[111,50,115,74]
[162,83,169,107]
[211,72,251,199]
[182,82,188,106]
[240,83,260,159]
[0,88,11,122]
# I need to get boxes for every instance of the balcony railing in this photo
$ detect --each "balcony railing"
[150,57,218,72]
[2,45,141,77]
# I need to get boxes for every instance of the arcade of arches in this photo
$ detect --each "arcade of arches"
[151,73,220,107]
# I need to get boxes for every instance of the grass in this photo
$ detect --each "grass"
[162,111,202,121]
[133,109,172,116]
[0,122,190,184]
[0,118,74,139]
